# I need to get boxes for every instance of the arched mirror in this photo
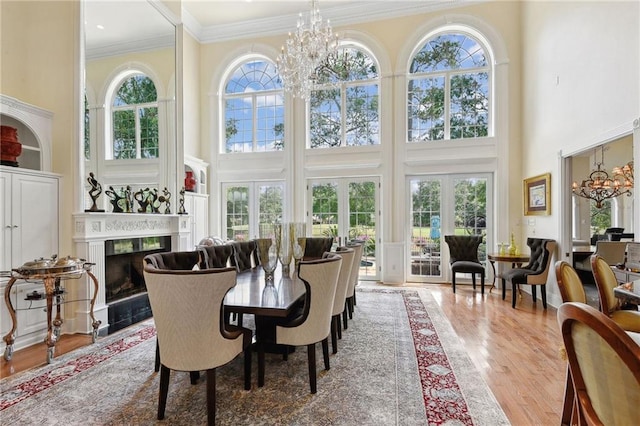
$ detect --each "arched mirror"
[83,0,177,210]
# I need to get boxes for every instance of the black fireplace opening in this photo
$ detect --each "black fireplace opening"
[105,235,171,334]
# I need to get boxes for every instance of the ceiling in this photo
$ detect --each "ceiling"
[85,0,463,56]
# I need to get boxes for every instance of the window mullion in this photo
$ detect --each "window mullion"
[135,106,142,158]
[444,73,451,140]
[252,93,258,151]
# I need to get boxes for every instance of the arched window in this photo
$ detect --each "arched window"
[408,32,490,142]
[111,74,159,159]
[224,59,284,153]
[310,45,379,148]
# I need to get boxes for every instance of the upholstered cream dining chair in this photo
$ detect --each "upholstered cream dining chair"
[257,253,342,394]
[330,246,355,354]
[343,241,364,328]
[143,263,252,425]
[590,254,640,332]
[557,302,640,425]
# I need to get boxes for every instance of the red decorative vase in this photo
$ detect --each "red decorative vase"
[1,125,22,167]
[185,170,197,192]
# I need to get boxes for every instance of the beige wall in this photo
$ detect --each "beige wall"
[1,0,79,256]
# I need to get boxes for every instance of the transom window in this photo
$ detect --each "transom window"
[224,60,284,153]
[310,46,380,148]
[408,32,490,142]
[111,74,159,159]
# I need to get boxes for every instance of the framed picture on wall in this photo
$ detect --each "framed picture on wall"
[524,173,551,216]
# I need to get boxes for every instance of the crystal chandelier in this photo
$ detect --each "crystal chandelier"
[276,0,339,100]
[572,146,633,208]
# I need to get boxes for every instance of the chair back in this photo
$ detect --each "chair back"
[555,261,587,303]
[591,254,622,315]
[522,238,556,285]
[303,237,334,260]
[143,262,244,372]
[330,246,355,316]
[231,240,258,272]
[593,241,627,265]
[345,242,364,298]
[276,254,342,346]
[557,302,640,425]
[444,235,482,264]
[198,244,234,268]
[144,251,200,270]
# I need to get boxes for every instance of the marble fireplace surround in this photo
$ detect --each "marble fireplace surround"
[72,212,190,335]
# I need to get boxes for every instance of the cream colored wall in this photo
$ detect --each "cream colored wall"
[522,1,639,305]
[197,1,524,244]
[1,0,79,257]
[182,31,201,157]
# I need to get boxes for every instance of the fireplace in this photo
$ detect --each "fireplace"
[105,236,171,333]
[73,213,191,336]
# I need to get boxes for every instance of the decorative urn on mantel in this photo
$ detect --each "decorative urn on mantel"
[1,125,22,167]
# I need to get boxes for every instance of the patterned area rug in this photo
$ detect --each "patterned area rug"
[0,288,509,425]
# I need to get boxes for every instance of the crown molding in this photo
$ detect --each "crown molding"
[183,1,475,44]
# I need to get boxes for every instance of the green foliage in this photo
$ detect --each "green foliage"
[112,75,158,159]
[408,34,489,142]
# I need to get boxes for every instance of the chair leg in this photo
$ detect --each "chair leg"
[190,371,200,385]
[158,365,170,420]
[322,337,330,370]
[331,316,338,354]
[348,296,354,319]
[501,278,506,300]
[532,285,537,303]
[452,272,456,293]
[481,273,485,294]
[353,290,357,306]
[154,338,160,372]
[337,315,343,339]
[244,346,252,390]
[206,368,216,426]
[512,282,517,308]
[343,303,348,330]
[307,343,317,394]
[472,273,476,290]
[561,367,575,426]
[258,343,265,388]
[541,285,547,309]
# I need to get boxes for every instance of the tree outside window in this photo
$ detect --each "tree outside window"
[310,46,379,148]
[112,74,159,159]
[224,60,284,153]
[408,33,490,142]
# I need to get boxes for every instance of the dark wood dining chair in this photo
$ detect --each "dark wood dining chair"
[557,302,640,425]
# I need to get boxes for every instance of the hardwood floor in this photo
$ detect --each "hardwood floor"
[0,282,565,424]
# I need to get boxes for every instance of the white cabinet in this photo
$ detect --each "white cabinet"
[183,192,209,249]
[1,167,60,351]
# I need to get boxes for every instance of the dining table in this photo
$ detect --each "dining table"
[486,253,530,292]
[225,267,307,356]
[613,280,640,305]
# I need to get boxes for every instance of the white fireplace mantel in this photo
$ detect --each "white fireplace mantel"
[72,212,191,334]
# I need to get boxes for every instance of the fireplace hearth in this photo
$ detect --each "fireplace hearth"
[105,236,170,333]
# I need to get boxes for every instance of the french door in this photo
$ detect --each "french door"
[222,181,284,240]
[307,177,380,281]
[407,174,492,283]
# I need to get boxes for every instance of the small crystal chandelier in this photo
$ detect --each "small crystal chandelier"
[572,146,633,208]
[276,0,339,100]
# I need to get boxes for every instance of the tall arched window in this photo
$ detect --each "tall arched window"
[111,74,159,159]
[224,59,284,153]
[310,45,380,148]
[408,32,490,142]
